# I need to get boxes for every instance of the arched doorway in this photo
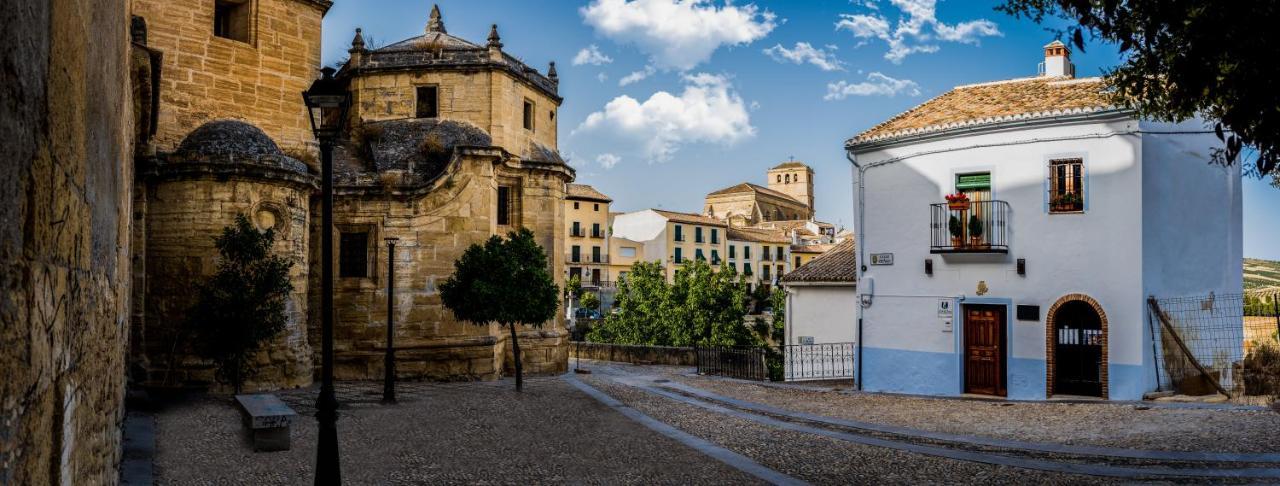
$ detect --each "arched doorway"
[1046,295,1108,398]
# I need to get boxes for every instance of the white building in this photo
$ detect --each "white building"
[845,41,1242,400]
[781,239,858,345]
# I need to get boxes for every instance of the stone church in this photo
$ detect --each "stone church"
[129,2,572,390]
[7,1,574,482]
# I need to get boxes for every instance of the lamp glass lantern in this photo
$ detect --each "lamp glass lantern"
[303,67,350,141]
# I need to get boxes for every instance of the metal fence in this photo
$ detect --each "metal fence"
[782,343,856,382]
[696,346,769,381]
[1149,289,1280,397]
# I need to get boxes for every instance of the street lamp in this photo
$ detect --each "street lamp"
[303,66,349,486]
[383,237,399,404]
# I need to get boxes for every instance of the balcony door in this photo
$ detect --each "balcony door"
[956,172,991,244]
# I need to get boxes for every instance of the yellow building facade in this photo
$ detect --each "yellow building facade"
[727,227,792,290]
[565,184,612,286]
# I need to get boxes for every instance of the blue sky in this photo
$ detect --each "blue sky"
[321,0,1279,260]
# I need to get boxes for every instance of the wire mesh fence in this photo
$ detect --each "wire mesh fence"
[1149,289,1280,398]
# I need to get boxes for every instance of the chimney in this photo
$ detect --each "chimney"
[1040,40,1074,78]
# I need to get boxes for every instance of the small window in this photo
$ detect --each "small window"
[522,99,534,130]
[711,249,720,263]
[592,246,602,263]
[339,232,369,278]
[763,265,771,280]
[711,228,719,244]
[416,86,438,118]
[784,174,791,183]
[619,246,637,258]
[744,246,752,260]
[762,245,771,260]
[214,0,252,43]
[674,247,683,263]
[673,225,683,242]
[696,249,706,261]
[497,185,514,226]
[573,201,579,210]
[591,223,602,238]
[776,175,781,183]
[743,263,753,276]
[571,245,581,262]
[776,264,783,276]
[593,203,599,211]
[695,227,704,243]
[1049,158,1084,213]
[775,246,783,260]
[729,245,736,259]
[571,221,581,237]
[794,256,801,267]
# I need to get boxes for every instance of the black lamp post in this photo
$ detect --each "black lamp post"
[303,66,349,486]
[382,237,398,404]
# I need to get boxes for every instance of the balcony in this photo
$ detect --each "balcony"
[930,200,1010,253]
[568,255,609,264]
[590,229,606,238]
[569,228,586,237]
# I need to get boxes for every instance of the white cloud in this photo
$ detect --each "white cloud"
[619,65,657,86]
[596,72,609,82]
[575,73,754,161]
[824,72,920,100]
[581,0,777,71]
[572,44,614,66]
[763,42,845,71]
[596,153,622,169]
[836,0,1001,63]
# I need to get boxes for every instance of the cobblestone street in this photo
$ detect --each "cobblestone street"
[146,362,1280,484]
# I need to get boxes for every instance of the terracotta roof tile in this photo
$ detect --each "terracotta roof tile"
[652,209,725,226]
[706,182,801,203]
[849,76,1115,147]
[726,227,789,244]
[566,183,611,203]
[782,239,856,284]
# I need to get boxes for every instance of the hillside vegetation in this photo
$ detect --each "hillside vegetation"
[1245,258,1280,290]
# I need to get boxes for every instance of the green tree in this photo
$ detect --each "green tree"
[589,260,756,347]
[580,291,601,312]
[188,214,293,393]
[588,261,670,345]
[997,1,1280,184]
[439,228,559,392]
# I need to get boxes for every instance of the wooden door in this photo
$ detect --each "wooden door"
[964,305,1006,396]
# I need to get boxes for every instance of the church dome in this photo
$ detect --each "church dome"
[171,120,309,174]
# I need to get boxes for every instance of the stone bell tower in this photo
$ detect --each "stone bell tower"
[767,160,815,215]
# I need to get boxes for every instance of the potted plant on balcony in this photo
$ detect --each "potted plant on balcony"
[1051,192,1082,212]
[945,192,970,211]
[948,215,964,248]
[968,215,985,248]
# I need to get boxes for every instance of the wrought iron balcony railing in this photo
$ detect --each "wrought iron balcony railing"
[930,200,1010,253]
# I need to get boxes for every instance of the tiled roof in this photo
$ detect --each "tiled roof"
[566,183,612,202]
[781,239,856,284]
[791,243,835,254]
[751,219,834,232]
[652,209,725,226]
[706,182,800,203]
[770,161,810,170]
[848,76,1116,147]
[726,227,789,244]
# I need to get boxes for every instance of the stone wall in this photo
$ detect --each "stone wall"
[316,150,569,381]
[129,0,328,157]
[0,0,135,482]
[352,69,561,159]
[569,342,698,366]
[136,174,315,391]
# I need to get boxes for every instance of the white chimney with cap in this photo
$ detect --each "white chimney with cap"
[1039,40,1074,78]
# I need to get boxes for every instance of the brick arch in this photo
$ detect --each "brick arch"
[1045,293,1109,399]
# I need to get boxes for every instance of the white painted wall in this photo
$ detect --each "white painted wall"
[785,284,858,345]
[849,114,1242,399]
[611,209,669,264]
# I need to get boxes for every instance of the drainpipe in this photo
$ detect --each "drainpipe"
[846,149,865,391]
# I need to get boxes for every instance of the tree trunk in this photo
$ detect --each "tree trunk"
[509,323,523,392]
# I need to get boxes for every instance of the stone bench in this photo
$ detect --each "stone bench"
[235,394,296,452]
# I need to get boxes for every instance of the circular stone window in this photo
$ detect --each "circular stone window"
[255,208,279,232]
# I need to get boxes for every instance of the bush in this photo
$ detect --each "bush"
[188,215,293,393]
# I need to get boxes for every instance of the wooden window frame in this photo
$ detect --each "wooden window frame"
[213,0,255,45]
[1048,158,1085,213]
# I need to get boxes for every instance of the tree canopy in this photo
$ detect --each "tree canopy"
[188,214,293,393]
[439,228,559,391]
[998,0,1280,185]
[588,260,757,347]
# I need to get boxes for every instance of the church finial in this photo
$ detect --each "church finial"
[548,61,558,81]
[427,4,446,34]
[487,24,503,49]
[350,28,366,51]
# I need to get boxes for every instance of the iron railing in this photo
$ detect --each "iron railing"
[696,346,768,381]
[570,227,586,237]
[930,200,1010,253]
[590,229,606,238]
[782,343,856,381]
